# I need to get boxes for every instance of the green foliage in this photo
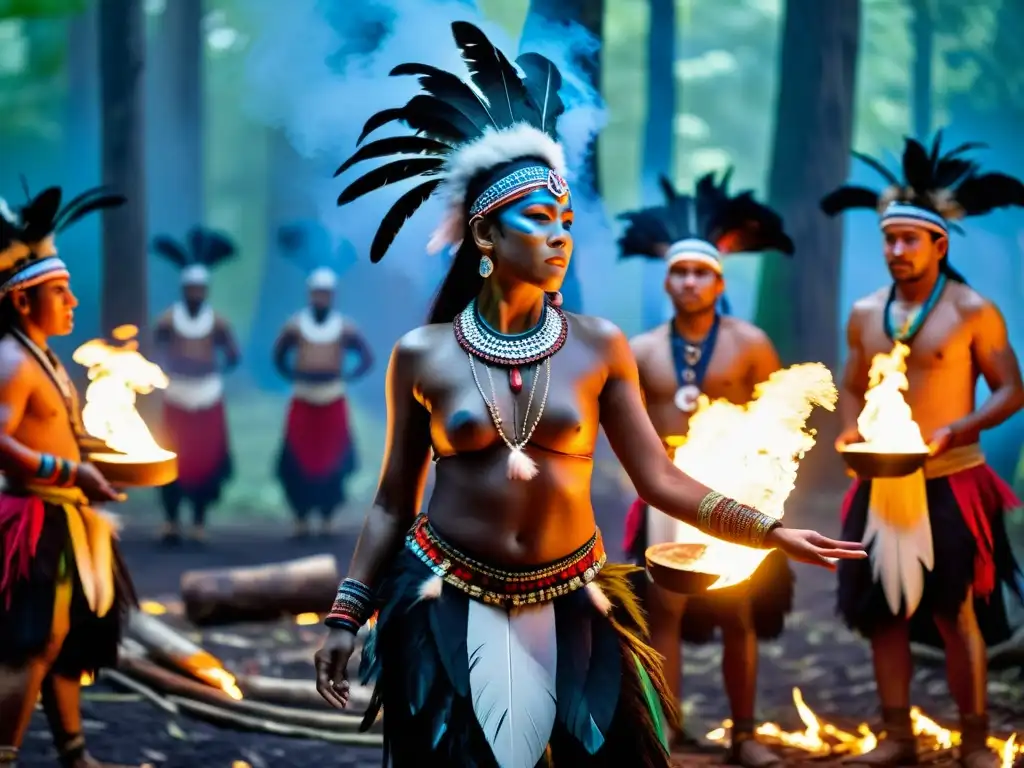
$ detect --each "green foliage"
[0,15,70,142]
[0,0,84,19]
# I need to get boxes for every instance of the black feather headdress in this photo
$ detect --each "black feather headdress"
[619,170,795,269]
[151,225,237,286]
[0,183,126,296]
[820,132,1024,234]
[277,220,352,290]
[334,21,572,263]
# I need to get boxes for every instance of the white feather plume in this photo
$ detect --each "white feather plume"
[467,600,557,768]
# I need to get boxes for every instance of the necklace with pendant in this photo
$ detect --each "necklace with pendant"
[884,273,947,344]
[670,314,720,413]
[455,297,566,480]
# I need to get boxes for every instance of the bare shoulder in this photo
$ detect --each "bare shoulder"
[154,307,174,327]
[566,312,627,351]
[628,323,666,362]
[847,288,887,329]
[947,280,995,315]
[0,336,31,380]
[720,315,771,347]
[394,323,450,367]
[213,312,234,331]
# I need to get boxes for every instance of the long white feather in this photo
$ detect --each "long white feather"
[467,599,557,768]
[863,472,933,618]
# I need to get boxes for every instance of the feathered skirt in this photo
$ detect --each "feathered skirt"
[837,446,1023,648]
[357,515,679,768]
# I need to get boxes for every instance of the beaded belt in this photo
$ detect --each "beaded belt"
[406,515,606,607]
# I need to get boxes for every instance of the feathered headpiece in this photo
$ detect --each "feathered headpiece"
[277,220,353,291]
[619,170,795,273]
[151,226,238,286]
[334,21,571,263]
[820,132,1024,238]
[0,183,126,298]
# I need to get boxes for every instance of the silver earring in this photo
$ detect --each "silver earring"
[478,254,494,278]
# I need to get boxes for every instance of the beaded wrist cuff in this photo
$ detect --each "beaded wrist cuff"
[324,578,374,634]
[35,453,78,488]
[697,491,781,549]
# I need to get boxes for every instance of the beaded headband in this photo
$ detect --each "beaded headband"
[0,255,70,299]
[469,165,571,219]
[666,238,723,274]
[879,202,948,236]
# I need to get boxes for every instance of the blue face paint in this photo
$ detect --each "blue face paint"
[495,189,574,238]
[491,188,574,291]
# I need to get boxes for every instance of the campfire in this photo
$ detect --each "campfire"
[707,687,1022,766]
[654,363,838,589]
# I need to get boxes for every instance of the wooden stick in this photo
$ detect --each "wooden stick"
[179,554,340,626]
[126,610,240,692]
[236,674,373,712]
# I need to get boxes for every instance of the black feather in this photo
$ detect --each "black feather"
[370,179,442,263]
[56,192,125,232]
[852,151,901,186]
[357,107,407,144]
[658,175,678,203]
[515,52,565,135]
[336,158,445,207]
[276,222,308,254]
[151,236,190,266]
[902,137,932,193]
[402,95,481,142]
[617,209,673,259]
[390,62,495,131]
[335,136,451,177]
[954,172,1024,216]
[820,185,880,216]
[428,587,469,697]
[451,21,535,127]
[16,187,62,243]
[187,226,237,266]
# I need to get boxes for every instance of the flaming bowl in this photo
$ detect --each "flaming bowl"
[840,444,929,479]
[645,542,720,595]
[90,451,178,487]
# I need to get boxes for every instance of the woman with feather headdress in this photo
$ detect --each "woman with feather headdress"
[823,133,1024,768]
[0,184,140,768]
[273,221,373,538]
[618,171,795,766]
[312,22,865,768]
[150,226,240,545]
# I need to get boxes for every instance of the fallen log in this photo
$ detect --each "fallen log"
[117,655,379,733]
[236,673,373,712]
[180,555,340,626]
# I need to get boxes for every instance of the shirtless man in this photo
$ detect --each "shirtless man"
[0,185,136,767]
[151,227,240,543]
[273,231,373,536]
[822,136,1024,767]
[619,173,796,767]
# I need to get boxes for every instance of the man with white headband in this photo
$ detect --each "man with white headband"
[0,185,139,768]
[151,227,240,544]
[618,171,796,767]
[823,134,1024,768]
[273,223,372,537]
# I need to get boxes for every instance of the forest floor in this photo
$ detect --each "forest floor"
[16,491,1024,768]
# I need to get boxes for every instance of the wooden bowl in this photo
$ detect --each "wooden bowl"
[645,542,719,595]
[839,445,929,479]
[90,451,178,487]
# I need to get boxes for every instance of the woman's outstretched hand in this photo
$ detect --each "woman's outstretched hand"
[314,628,357,709]
[765,527,867,570]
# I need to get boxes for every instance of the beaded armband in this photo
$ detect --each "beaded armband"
[35,453,78,488]
[697,491,781,549]
[324,578,374,634]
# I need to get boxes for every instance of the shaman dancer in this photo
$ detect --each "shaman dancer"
[151,227,240,543]
[0,185,138,767]
[313,22,865,768]
[824,134,1024,768]
[619,171,796,766]
[274,222,373,537]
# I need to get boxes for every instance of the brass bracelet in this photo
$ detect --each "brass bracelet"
[696,490,781,549]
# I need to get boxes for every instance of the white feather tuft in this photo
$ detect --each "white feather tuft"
[441,124,566,214]
[585,583,612,616]
[506,448,539,481]
[427,208,465,255]
[415,575,444,604]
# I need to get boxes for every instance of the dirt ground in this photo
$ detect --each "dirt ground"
[16,493,1024,767]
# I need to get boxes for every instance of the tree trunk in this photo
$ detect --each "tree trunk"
[755,0,860,496]
[99,0,147,334]
[519,0,605,315]
[640,0,677,331]
[755,0,860,370]
[147,0,204,315]
[911,0,933,140]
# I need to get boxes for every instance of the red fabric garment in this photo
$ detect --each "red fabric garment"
[0,493,45,607]
[283,397,352,479]
[840,465,1021,600]
[622,496,647,554]
[163,401,231,492]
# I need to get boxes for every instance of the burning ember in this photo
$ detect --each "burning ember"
[80,671,95,686]
[707,687,1022,765]
[655,363,837,589]
[844,341,927,455]
[72,325,173,461]
[295,612,320,626]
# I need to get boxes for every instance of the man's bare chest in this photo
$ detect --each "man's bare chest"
[861,311,972,374]
[642,343,752,401]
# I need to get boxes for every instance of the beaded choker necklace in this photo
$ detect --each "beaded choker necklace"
[454,297,567,481]
[453,297,567,393]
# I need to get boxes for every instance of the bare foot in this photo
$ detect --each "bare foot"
[959,747,1001,768]
[731,739,782,767]
[841,738,918,766]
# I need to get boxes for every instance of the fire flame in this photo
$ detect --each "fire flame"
[188,649,244,701]
[845,341,928,454]
[72,325,173,460]
[657,363,838,589]
[706,687,1021,765]
[295,612,320,625]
